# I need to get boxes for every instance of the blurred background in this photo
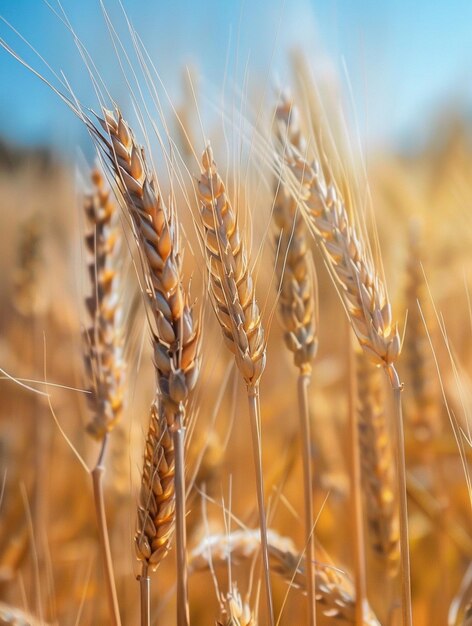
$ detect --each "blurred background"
[1,0,472,155]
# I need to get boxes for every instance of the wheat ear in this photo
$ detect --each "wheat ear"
[280,106,411,626]
[82,168,124,626]
[274,95,318,626]
[217,585,257,626]
[356,349,400,575]
[0,602,49,626]
[196,146,273,625]
[189,529,381,626]
[98,109,200,626]
[404,222,441,442]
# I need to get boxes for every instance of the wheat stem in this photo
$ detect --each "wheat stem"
[347,327,367,626]
[173,424,190,626]
[139,563,150,626]
[297,371,317,626]
[247,384,274,626]
[385,365,412,626]
[91,433,121,626]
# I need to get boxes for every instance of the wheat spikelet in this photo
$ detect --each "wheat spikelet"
[83,168,125,439]
[135,402,175,567]
[278,111,400,367]
[0,602,46,626]
[403,222,441,442]
[217,586,257,626]
[189,530,380,625]
[196,145,265,386]
[356,350,400,575]
[274,96,318,373]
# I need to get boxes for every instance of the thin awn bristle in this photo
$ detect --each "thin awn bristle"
[356,350,400,575]
[274,96,318,373]
[196,144,266,387]
[83,168,125,440]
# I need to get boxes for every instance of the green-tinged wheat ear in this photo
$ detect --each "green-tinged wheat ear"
[83,168,125,439]
[356,349,400,575]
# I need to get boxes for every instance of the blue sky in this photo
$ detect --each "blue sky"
[1,0,471,155]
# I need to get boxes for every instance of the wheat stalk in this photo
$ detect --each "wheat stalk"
[274,94,318,626]
[97,108,200,626]
[356,349,400,575]
[196,145,273,625]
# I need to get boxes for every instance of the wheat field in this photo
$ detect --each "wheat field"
[0,5,471,626]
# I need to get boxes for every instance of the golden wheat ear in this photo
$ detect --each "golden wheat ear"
[96,108,200,626]
[196,145,274,625]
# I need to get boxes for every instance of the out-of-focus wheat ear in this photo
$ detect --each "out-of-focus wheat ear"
[403,221,442,443]
[274,95,318,374]
[196,145,273,626]
[356,349,400,576]
[274,94,318,626]
[83,168,125,440]
[280,110,412,626]
[217,585,257,626]
[189,529,381,626]
[82,167,124,626]
[97,108,200,626]
[0,601,49,626]
[12,213,48,317]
